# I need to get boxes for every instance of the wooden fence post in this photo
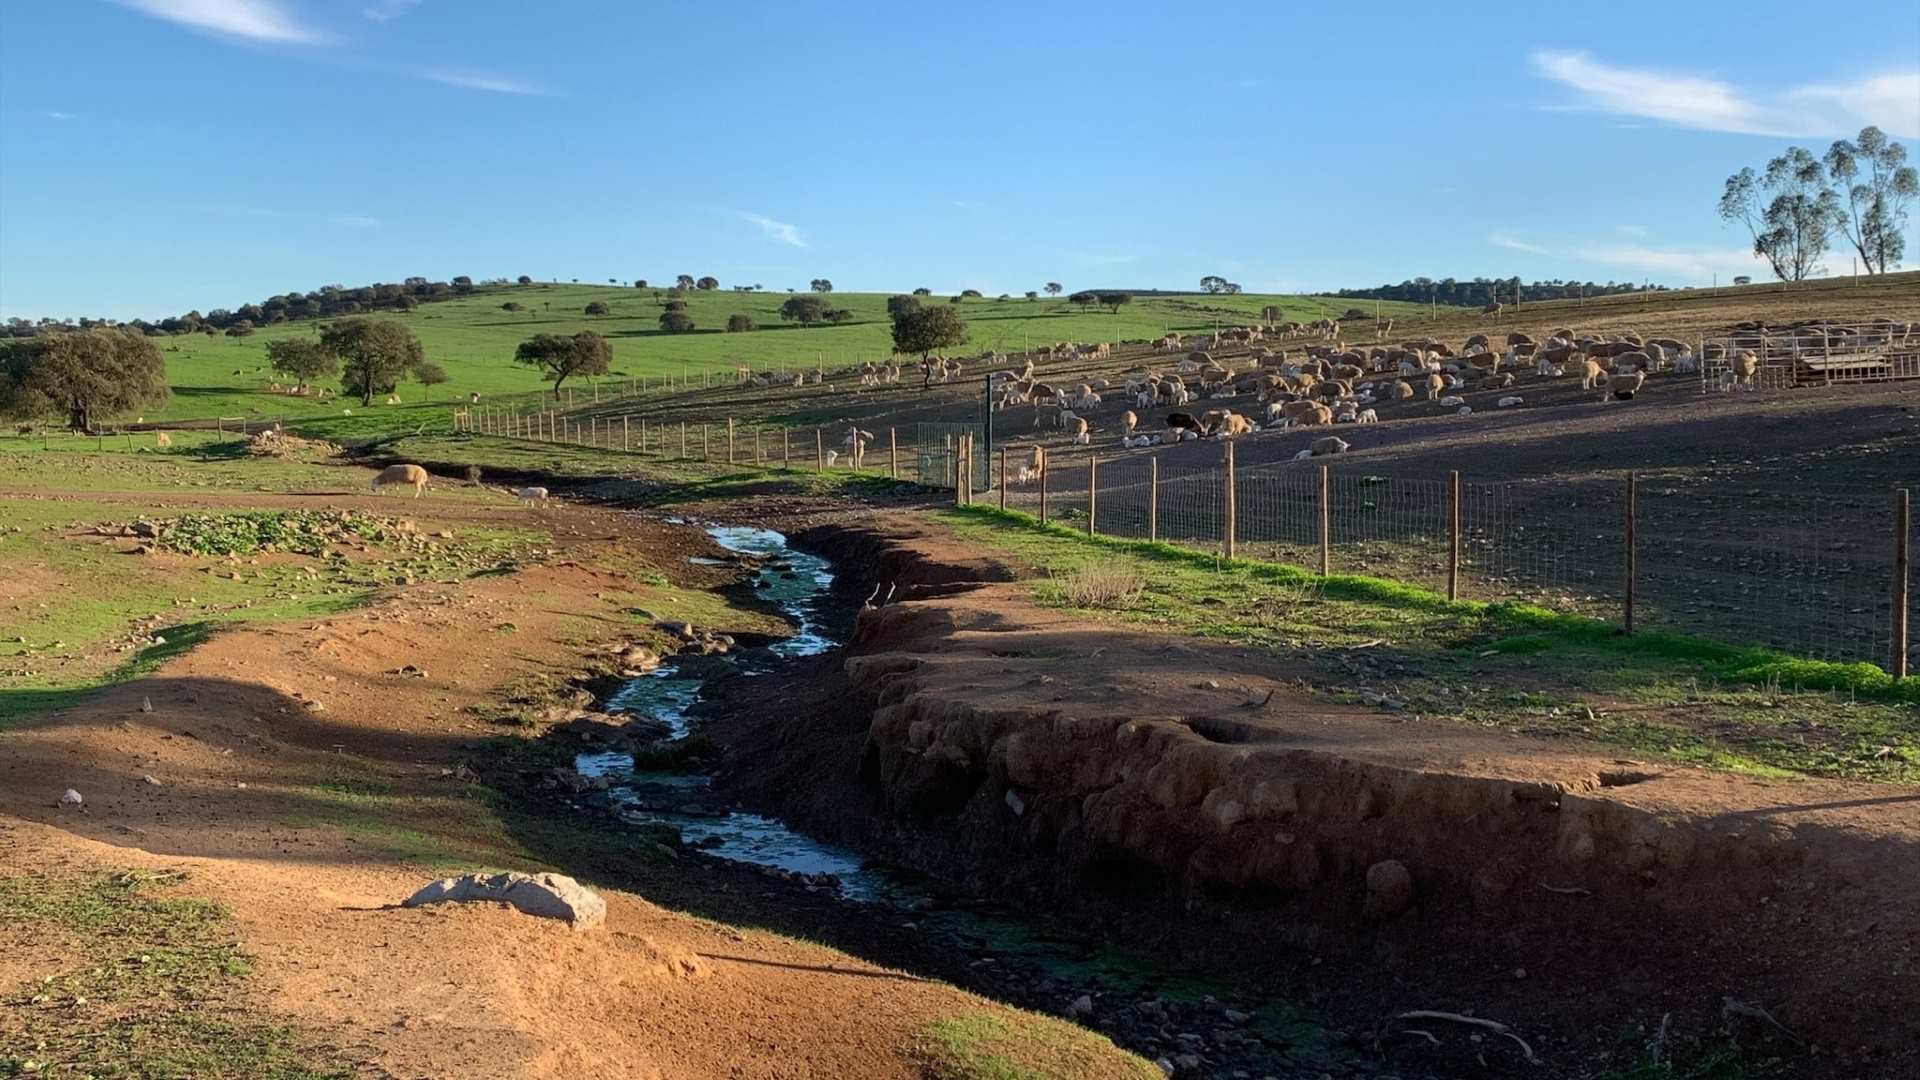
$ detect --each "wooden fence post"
[1894,487,1911,679]
[815,428,824,470]
[727,418,735,464]
[955,435,969,507]
[702,423,710,461]
[1318,464,1330,575]
[680,421,687,458]
[1224,443,1237,559]
[889,428,898,479]
[1447,470,1462,601]
[783,428,791,469]
[623,415,630,452]
[755,425,763,466]
[1039,449,1050,524]
[1149,456,1159,542]
[1623,472,1638,634]
[1087,454,1098,536]
[999,447,1008,510]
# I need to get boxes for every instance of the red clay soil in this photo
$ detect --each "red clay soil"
[0,496,1141,1079]
[710,514,1920,1078]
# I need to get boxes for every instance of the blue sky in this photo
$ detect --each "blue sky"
[2,0,1916,320]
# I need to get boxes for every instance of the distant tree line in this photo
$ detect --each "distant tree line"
[5,276,497,339]
[1332,277,1660,307]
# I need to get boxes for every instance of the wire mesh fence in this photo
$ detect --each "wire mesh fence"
[446,401,1914,675]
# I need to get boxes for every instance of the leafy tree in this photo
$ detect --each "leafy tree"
[1068,290,1098,308]
[1733,275,1753,286]
[912,287,932,296]
[780,295,828,325]
[810,278,834,293]
[664,299,688,312]
[1199,275,1228,294]
[1044,282,1062,296]
[1826,127,1918,274]
[891,305,968,372]
[1719,147,1843,281]
[633,279,648,288]
[517,275,533,285]
[959,288,982,298]
[323,318,427,406]
[265,338,338,391]
[392,294,417,311]
[584,301,611,315]
[695,276,719,290]
[675,274,696,289]
[949,295,964,304]
[1025,291,1039,301]
[501,301,524,312]
[451,275,474,293]
[414,361,448,401]
[0,329,168,430]
[824,308,853,324]
[886,294,922,320]
[514,330,612,396]
[658,310,696,333]
[1097,291,1132,313]
[224,320,255,337]
[726,313,756,332]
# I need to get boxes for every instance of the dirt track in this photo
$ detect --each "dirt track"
[703,515,1920,1079]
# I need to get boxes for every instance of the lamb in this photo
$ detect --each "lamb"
[515,486,550,507]
[1214,413,1255,438]
[371,463,430,498]
[1066,417,1091,445]
[1121,410,1138,436]
[1354,408,1378,423]
[1732,350,1760,389]
[1394,380,1414,400]
[1425,372,1445,401]
[154,431,172,448]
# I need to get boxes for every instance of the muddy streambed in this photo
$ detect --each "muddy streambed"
[570,523,1357,1078]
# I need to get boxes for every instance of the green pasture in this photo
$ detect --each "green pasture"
[128,285,1429,432]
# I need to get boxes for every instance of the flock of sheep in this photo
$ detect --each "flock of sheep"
[977,322,1786,460]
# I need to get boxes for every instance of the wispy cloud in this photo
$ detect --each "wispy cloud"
[419,68,543,95]
[331,215,380,228]
[1531,50,1919,138]
[1489,234,1552,256]
[111,0,334,46]
[45,110,75,121]
[363,0,421,21]
[740,212,807,248]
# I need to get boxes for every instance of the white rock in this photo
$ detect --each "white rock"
[59,788,83,807]
[1497,395,1524,408]
[403,871,607,930]
[1457,405,1473,415]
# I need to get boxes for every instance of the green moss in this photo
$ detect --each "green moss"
[915,1012,1160,1080]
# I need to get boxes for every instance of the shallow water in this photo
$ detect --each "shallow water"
[579,524,886,897]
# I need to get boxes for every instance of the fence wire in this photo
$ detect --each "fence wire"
[453,404,1913,673]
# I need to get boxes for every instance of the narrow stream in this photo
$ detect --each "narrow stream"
[576,525,905,901]
[572,522,1345,1075]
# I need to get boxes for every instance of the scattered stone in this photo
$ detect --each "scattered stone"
[58,788,83,808]
[142,775,161,787]
[1068,994,1094,1019]
[1156,1059,1176,1078]
[1365,859,1414,917]
[402,871,606,931]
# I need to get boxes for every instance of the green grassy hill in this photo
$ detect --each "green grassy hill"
[139,284,1431,433]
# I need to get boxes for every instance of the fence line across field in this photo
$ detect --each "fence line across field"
[446,402,1915,676]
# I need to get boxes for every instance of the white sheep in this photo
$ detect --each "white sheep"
[371,463,429,498]
[1439,395,1465,407]
[1497,395,1524,408]
[515,486,550,507]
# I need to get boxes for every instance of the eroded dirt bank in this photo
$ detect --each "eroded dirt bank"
[705,515,1920,1078]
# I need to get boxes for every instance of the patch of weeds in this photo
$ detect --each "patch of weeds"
[143,509,387,557]
[0,870,351,1078]
[1043,564,1146,608]
[915,1011,1159,1080]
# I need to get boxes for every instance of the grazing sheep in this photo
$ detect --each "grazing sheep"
[825,449,841,467]
[1165,411,1206,436]
[384,395,402,406]
[1355,408,1378,423]
[1310,435,1349,456]
[1424,372,1445,401]
[1215,413,1255,438]
[1066,417,1091,445]
[371,463,430,498]
[469,392,482,404]
[514,486,550,507]
[1121,410,1138,436]
[1733,350,1760,389]
[1394,380,1414,400]
[154,431,172,448]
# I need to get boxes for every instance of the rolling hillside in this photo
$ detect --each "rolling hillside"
[136,285,1430,429]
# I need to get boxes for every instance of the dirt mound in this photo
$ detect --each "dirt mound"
[246,428,339,459]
